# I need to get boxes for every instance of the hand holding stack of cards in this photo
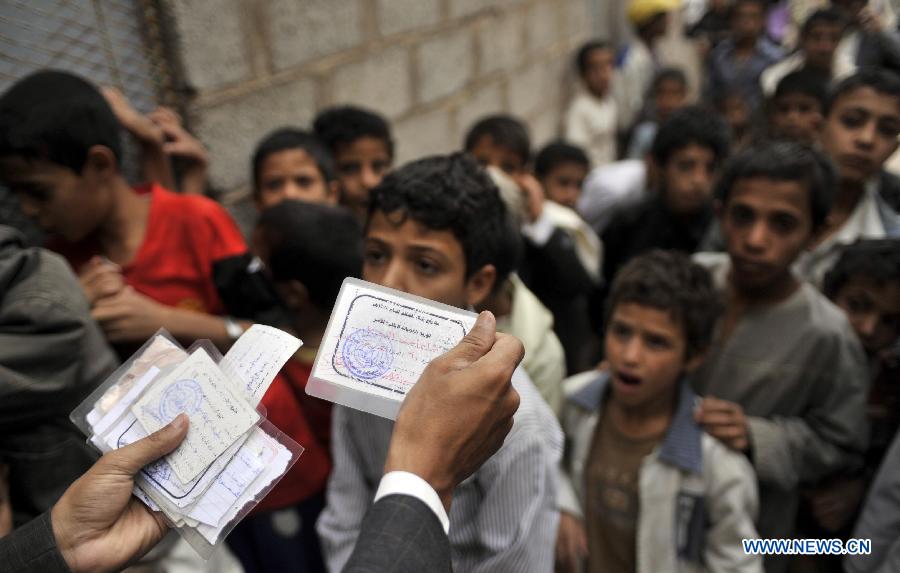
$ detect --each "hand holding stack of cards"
[70,325,304,558]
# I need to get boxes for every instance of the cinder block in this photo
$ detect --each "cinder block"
[171,0,249,91]
[509,61,553,117]
[268,0,362,71]
[393,108,454,165]
[455,81,505,139]
[331,46,412,118]
[476,10,525,75]
[526,1,560,54]
[193,78,317,191]
[377,0,441,36]
[416,29,475,104]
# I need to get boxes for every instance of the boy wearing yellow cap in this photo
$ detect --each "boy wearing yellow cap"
[613,0,681,129]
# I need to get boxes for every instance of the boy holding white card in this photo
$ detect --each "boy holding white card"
[317,154,563,572]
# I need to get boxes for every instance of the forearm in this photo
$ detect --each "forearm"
[179,165,208,196]
[139,143,175,191]
[158,307,232,350]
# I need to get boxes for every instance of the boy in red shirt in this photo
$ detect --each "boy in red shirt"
[0,70,248,352]
[227,199,362,573]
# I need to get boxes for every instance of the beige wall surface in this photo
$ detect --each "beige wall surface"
[170,0,596,196]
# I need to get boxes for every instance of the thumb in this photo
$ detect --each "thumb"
[107,414,189,475]
[445,311,497,366]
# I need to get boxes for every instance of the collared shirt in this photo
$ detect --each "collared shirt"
[706,37,785,111]
[565,90,618,167]
[317,369,563,573]
[796,179,890,288]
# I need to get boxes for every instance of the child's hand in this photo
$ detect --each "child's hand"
[512,173,545,223]
[79,256,125,306]
[91,286,169,343]
[694,397,750,452]
[101,87,164,146]
[555,512,587,573]
[807,476,866,533]
[0,463,11,538]
[859,6,884,34]
[149,107,209,168]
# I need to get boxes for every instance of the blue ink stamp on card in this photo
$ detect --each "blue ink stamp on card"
[159,378,203,421]
[341,328,394,380]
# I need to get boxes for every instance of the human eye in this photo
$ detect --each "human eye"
[729,205,754,226]
[645,334,671,350]
[339,162,361,177]
[770,213,799,235]
[415,257,441,276]
[877,119,900,140]
[264,177,284,191]
[839,111,866,129]
[609,321,632,340]
[364,245,387,266]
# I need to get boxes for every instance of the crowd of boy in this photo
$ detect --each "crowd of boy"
[1,0,899,572]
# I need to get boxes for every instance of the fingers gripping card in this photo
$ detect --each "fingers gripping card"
[308,278,477,420]
[133,349,260,483]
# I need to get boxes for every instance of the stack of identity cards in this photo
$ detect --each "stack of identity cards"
[70,325,304,558]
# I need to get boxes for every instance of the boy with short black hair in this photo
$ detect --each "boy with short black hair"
[317,153,562,572]
[706,0,785,114]
[533,141,591,210]
[464,114,531,176]
[0,70,248,353]
[760,8,846,96]
[251,128,338,209]
[691,141,869,573]
[565,40,618,166]
[802,68,900,286]
[312,105,394,222]
[602,105,731,285]
[625,67,689,159]
[556,250,761,573]
[768,69,828,144]
[226,200,363,573]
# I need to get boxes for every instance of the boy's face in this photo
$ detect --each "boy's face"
[581,48,615,99]
[468,136,526,176]
[720,177,813,292]
[722,95,750,131]
[605,303,694,410]
[255,148,337,210]
[732,2,765,42]
[363,210,495,309]
[0,152,113,242]
[540,161,588,210]
[833,276,900,355]
[770,93,824,144]
[821,87,900,184]
[334,136,393,217]
[801,22,842,70]
[654,79,687,122]
[660,143,718,215]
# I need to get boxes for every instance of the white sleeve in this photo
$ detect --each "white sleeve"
[374,471,451,533]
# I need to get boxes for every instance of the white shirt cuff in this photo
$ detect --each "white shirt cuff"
[521,210,555,245]
[374,471,450,533]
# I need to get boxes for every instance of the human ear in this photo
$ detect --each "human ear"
[83,145,118,178]
[276,280,310,313]
[465,265,497,308]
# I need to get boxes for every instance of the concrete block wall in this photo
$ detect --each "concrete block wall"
[169,0,594,195]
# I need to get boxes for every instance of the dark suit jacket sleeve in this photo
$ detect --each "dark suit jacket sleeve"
[342,494,451,573]
[0,511,72,573]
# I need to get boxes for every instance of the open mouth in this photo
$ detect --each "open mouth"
[616,372,642,386]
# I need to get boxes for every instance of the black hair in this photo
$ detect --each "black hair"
[463,114,531,166]
[0,70,122,172]
[823,239,900,298]
[367,153,515,286]
[258,200,363,309]
[575,40,613,76]
[251,128,335,196]
[825,68,900,116]
[651,105,731,167]
[773,69,828,109]
[534,141,591,178]
[313,105,394,159]
[715,140,836,232]
[606,250,721,359]
[733,0,768,14]
[800,7,846,37]
[652,67,688,92]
